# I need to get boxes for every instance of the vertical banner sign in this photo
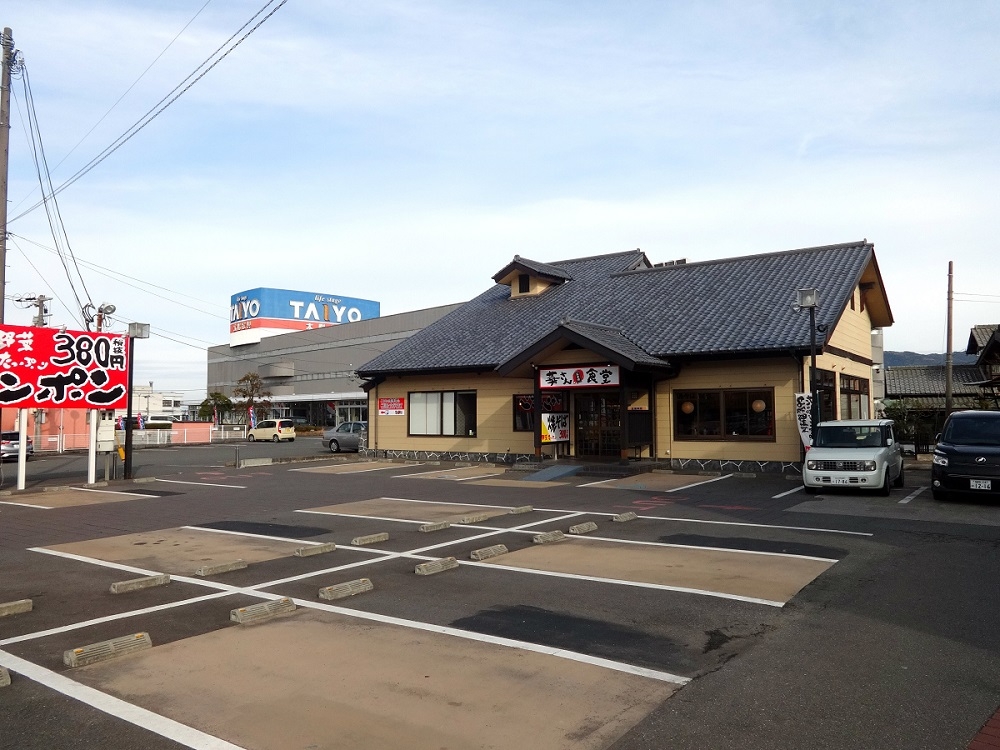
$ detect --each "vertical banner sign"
[794,392,813,447]
[541,413,570,443]
[0,324,129,409]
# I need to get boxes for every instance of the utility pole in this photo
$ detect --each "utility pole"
[31,294,50,326]
[1,27,15,325]
[945,261,954,413]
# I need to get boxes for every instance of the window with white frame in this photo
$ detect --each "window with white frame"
[409,391,477,437]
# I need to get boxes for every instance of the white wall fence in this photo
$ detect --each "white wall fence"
[30,425,249,453]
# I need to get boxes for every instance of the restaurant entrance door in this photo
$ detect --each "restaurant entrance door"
[574,392,621,458]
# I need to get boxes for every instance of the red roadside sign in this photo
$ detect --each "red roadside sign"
[0,324,129,409]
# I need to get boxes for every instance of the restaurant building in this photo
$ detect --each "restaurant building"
[357,241,893,471]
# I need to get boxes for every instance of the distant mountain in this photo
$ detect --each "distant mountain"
[884,351,978,367]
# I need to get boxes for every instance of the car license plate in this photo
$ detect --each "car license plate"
[831,477,850,486]
[970,479,992,491]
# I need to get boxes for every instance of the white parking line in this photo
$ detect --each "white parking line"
[898,487,928,504]
[288,464,401,474]
[666,474,734,492]
[154,479,246,489]
[443,559,786,608]
[772,486,805,498]
[0,500,52,509]
[579,478,619,487]
[287,598,690,685]
[0,591,232,646]
[21,539,692,688]
[69,487,159,498]
[499,530,839,562]
[180,526,328,546]
[0,649,248,750]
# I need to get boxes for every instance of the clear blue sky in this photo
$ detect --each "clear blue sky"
[4,1,1000,399]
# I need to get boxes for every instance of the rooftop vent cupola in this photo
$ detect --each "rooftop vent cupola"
[492,255,572,298]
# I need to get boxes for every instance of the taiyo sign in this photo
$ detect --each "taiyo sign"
[230,288,381,346]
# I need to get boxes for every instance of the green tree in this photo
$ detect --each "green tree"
[882,398,916,440]
[233,372,272,423]
[198,392,234,422]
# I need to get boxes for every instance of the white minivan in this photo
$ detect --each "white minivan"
[802,419,904,496]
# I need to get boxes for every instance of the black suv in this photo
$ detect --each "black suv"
[931,410,1000,501]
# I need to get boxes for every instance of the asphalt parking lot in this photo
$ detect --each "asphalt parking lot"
[1,450,999,750]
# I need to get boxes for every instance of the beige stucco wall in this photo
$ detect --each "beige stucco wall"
[826,288,875,360]
[368,373,536,455]
[656,357,803,463]
[810,289,876,415]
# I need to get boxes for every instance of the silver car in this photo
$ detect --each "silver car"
[324,421,367,453]
[0,431,34,461]
[802,419,904,496]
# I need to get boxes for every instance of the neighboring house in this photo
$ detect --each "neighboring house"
[966,324,1000,407]
[883,364,989,448]
[884,365,988,412]
[357,241,893,471]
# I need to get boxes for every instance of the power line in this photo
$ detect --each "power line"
[9,0,217,216]
[9,232,227,319]
[9,0,288,224]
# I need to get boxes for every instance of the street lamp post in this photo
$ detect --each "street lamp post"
[124,322,150,480]
[796,288,821,443]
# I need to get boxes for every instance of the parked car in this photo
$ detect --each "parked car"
[247,419,296,443]
[0,432,34,461]
[323,421,367,453]
[931,410,1000,502]
[802,419,904,496]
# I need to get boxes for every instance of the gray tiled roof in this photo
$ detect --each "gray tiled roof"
[359,242,880,376]
[884,365,987,397]
[551,319,669,368]
[492,255,574,283]
[966,324,999,355]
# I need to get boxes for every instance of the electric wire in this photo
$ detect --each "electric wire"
[8,239,80,323]
[8,0,217,216]
[10,233,227,320]
[19,64,92,328]
[8,0,289,224]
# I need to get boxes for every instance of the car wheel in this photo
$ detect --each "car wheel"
[804,486,819,495]
[932,488,951,502]
[247,434,256,442]
[893,464,905,488]
[329,440,340,453]
[879,470,891,496]
[272,434,280,443]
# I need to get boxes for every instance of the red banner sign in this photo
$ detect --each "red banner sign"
[0,324,129,409]
[378,397,405,416]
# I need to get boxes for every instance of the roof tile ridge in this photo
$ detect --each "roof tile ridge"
[611,240,872,277]
[547,248,646,266]
[558,317,624,333]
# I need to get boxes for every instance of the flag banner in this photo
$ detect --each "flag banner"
[794,392,813,447]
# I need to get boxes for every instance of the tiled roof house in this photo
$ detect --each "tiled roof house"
[358,241,892,471]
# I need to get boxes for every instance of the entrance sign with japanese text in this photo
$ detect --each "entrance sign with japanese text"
[0,324,129,409]
[539,365,620,389]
